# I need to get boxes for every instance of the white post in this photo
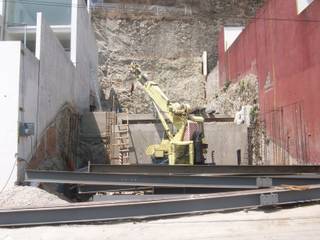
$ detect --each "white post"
[202,51,208,76]
[71,0,78,66]
[87,0,91,14]
[35,12,42,60]
[0,0,6,40]
[23,25,27,48]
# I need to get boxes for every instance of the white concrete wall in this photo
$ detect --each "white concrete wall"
[224,27,244,51]
[0,5,3,40]
[0,1,3,16]
[35,13,77,140]
[0,6,98,186]
[18,48,39,162]
[18,10,97,172]
[0,42,21,190]
[297,0,314,13]
[71,0,99,109]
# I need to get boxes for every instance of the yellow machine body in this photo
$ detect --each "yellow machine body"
[130,64,206,165]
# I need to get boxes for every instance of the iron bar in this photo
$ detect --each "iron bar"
[89,164,320,175]
[1,185,320,227]
[26,170,320,189]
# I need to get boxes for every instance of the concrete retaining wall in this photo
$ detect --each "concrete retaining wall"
[71,0,99,110]
[0,10,98,188]
[78,112,248,165]
[129,122,248,165]
[35,13,77,137]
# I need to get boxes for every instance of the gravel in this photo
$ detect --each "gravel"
[0,186,69,209]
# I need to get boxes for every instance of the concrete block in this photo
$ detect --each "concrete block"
[204,122,248,165]
[80,112,107,137]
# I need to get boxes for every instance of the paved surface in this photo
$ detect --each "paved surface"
[1,204,320,240]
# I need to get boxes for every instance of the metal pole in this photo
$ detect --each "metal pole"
[23,24,27,48]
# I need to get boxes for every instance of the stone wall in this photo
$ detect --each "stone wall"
[91,0,265,113]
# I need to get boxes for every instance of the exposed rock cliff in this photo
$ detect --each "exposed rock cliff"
[92,0,264,113]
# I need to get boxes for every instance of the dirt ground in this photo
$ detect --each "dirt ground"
[1,204,320,240]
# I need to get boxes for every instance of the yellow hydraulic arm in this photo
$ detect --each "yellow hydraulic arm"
[130,63,206,165]
[130,64,191,142]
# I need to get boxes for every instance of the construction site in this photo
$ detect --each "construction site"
[1,0,320,238]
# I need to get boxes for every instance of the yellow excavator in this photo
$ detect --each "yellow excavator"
[130,64,207,165]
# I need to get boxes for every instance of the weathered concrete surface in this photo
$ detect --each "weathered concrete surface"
[1,204,320,240]
[28,105,79,172]
[80,112,108,138]
[77,112,107,167]
[129,123,163,164]
[92,0,265,113]
[205,122,248,165]
[129,122,248,165]
[206,62,219,101]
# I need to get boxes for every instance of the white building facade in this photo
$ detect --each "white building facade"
[0,0,98,191]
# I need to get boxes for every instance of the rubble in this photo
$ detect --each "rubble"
[206,74,259,117]
[0,186,68,209]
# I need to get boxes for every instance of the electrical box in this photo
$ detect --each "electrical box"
[19,122,35,136]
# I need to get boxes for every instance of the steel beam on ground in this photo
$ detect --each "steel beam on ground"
[1,185,320,227]
[89,164,320,175]
[93,194,187,202]
[26,170,320,189]
[77,185,246,194]
[77,185,151,194]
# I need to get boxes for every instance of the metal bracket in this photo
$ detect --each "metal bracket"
[260,193,279,206]
[256,177,272,188]
[19,122,35,137]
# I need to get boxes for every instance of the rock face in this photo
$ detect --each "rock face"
[206,74,259,117]
[92,0,264,113]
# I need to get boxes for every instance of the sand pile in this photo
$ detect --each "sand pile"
[0,186,69,209]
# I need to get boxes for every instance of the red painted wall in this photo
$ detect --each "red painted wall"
[218,0,320,163]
